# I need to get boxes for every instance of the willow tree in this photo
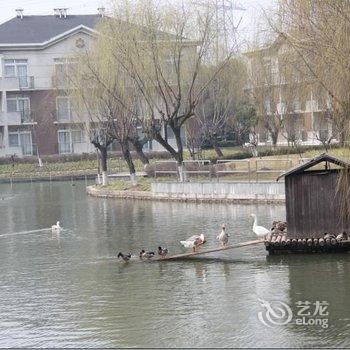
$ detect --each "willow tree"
[195,58,248,157]
[275,0,350,145]
[98,0,234,181]
[69,41,142,185]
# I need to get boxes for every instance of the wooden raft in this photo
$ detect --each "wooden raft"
[156,239,263,261]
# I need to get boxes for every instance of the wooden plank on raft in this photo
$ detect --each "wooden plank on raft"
[156,239,263,261]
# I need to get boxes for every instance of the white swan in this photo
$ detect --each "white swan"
[180,233,205,252]
[51,221,62,232]
[217,224,230,246]
[251,214,270,240]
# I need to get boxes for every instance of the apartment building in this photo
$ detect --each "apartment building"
[245,37,334,146]
[0,8,176,158]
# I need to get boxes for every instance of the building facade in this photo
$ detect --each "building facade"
[0,9,177,158]
[245,38,335,147]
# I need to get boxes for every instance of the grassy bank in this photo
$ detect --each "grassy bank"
[101,178,152,192]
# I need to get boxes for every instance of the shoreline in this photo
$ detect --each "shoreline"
[0,174,96,184]
[86,185,285,204]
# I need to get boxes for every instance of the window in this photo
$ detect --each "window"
[54,58,77,87]
[4,59,28,88]
[166,125,175,140]
[58,130,71,154]
[71,130,83,143]
[7,97,30,112]
[293,99,301,112]
[58,129,84,154]
[264,98,271,114]
[277,101,286,115]
[7,97,31,122]
[56,97,71,122]
[7,99,17,112]
[9,133,19,147]
[8,131,32,155]
[306,100,318,112]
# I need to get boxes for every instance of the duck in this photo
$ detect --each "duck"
[180,233,205,252]
[158,246,168,258]
[217,224,230,246]
[336,232,347,241]
[117,252,132,262]
[251,214,270,240]
[51,221,62,232]
[139,250,155,259]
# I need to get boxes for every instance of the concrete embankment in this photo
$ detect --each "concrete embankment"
[87,181,285,203]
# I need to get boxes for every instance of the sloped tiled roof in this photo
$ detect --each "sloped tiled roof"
[0,15,101,44]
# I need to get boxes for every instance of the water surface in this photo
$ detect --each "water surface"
[0,181,349,348]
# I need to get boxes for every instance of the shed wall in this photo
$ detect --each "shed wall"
[285,171,350,238]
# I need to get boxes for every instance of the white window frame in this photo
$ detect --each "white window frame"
[54,58,77,85]
[58,130,72,154]
[6,96,30,112]
[4,59,29,88]
[58,129,84,154]
[56,96,71,122]
[8,130,32,155]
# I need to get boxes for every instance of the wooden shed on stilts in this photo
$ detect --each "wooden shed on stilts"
[265,153,350,253]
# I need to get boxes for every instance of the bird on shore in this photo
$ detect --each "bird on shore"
[158,246,169,258]
[251,214,270,240]
[217,224,230,246]
[117,252,132,262]
[180,233,205,252]
[51,221,62,232]
[139,250,155,259]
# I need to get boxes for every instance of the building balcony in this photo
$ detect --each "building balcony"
[54,110,83,124]
[19,76,35,90]
[0,109,35,126]
[0,76,20,91]
[0,76,34,91]
[0,146,23,157]
[52,75,69,89]
[58,141,90,155]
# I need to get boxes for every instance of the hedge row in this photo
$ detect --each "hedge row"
[208,144,341,163]
[0,143,340,166]
[0,150,170,165]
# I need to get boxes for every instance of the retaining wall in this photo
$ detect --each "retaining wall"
[87,181,285,203]
[151,182,285,203]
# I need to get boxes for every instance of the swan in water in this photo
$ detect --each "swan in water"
[51,221,62,232]
[251,214,270,240]
[217,224,230,246]
[180,233,205,252]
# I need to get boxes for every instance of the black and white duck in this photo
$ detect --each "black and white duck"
[139,250,155,259]
[158,246,169,258]
[117,252,132,262]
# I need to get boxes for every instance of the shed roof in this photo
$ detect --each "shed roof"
[276,153,350,181]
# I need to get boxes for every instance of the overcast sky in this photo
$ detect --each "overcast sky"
[0,0,275,44]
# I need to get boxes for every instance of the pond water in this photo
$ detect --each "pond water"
[0,181,349,348]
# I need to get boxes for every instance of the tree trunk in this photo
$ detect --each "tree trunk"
[271,131,278,147]
[96,150,102,185]
[173,126,187,182]
[121,140,137,185]
[212,139,223,157]
[130,138,149,166]
[99,147,108,186]
[339,128,346,147]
